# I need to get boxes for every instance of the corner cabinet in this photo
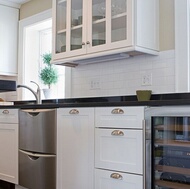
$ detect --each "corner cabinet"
[0,109,18,184]
[52,0,159,66]
[0,5,18,75]
[57,108,94,189]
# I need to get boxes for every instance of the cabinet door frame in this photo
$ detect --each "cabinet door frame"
[95,128,143,174]
[57,107,94,189]
[52,0,88,61]
[87,0,133,54]
[0,123,18,184]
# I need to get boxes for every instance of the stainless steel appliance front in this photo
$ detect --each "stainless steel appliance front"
[145,106,190,189]
[19,109,56,189]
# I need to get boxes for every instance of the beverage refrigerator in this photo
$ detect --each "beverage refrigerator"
[145,106,190,189]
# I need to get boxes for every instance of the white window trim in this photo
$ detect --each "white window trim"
[18,9,71,100]
[175,0,190,92]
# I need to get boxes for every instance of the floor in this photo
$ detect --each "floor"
[0,180,14,189]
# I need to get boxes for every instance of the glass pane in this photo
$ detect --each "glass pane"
[71,0,83,27]
[92,22,106,46]
[111,0,127,42]
[71,28,82,50]
[56,0,67,54]
[111,0,126,16]
[56,32,66,53]
[153,116,190,189]
[70,0,83,51]
[92,0,106,46]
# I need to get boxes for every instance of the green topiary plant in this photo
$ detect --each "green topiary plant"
[39,53,58,89]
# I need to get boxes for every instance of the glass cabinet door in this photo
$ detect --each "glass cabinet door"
[111,0,127,43]
[70,0,83,51]
[153,116,190,189]
[91,0,106,47]
[55,0,67,54]
[88,0,132,53]
[53,0,86,59]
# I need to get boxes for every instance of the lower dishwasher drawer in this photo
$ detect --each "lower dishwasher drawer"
[95,169,143,189]
[19,150,56,189]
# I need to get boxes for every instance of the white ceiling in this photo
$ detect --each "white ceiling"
[7,0,30,5]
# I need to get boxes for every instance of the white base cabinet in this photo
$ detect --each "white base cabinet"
[0,109,18,184]
[95,106,145,189]
[57,108,94,189]
[95,169,143,189]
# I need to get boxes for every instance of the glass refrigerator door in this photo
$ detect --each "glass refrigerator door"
[152,116,190,189]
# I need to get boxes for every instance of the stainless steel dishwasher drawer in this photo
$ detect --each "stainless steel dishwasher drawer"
[19,150,56,189]
[19,109,56,154]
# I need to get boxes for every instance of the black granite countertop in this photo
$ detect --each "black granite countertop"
[0,92,188,109]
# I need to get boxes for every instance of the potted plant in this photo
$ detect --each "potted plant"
[39,53,58,98]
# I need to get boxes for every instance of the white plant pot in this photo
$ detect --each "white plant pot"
[43,89,54,99]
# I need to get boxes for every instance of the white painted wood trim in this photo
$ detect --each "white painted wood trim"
[175,0,190,92]
[18,9,72,100]
[0,0,20,8]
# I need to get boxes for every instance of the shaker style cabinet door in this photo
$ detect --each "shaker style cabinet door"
[0,109,18,184]
[57,108,94,189]
[95,106,145,129]
[0,5,18,75]
[95,128,143,174]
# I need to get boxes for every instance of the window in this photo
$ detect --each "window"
[18,10,70,101]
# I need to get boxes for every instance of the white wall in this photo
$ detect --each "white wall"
[71,50,175,97]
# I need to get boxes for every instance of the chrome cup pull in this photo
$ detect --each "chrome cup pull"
[111,130,124,136]
[2,110,9,114]
[111,108,124,114]
[110,173,123,180]
[69,109,79,114]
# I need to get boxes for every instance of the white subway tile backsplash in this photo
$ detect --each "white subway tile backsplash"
[71,50,175,97]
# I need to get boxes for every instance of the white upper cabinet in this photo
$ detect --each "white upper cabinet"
[0,5,18,75]
[52,0,159,66]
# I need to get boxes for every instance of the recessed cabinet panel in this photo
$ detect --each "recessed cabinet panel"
[95,128,143,174]
[0,5,18,75]
[0,109,18,184]
[95,169,143,189]
[57,108,94,189]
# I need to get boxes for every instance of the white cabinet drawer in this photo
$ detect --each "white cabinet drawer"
[95,169,143,189]
[0,109,18,123]
[95,128,143,174]
[95,107,144,129]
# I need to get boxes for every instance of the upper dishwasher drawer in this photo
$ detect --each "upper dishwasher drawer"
[95,107,144,129]
[0,109,18,123]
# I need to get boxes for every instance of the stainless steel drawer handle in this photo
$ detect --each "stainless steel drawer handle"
[110,173,123,180]
[111,130,124,136]
[69,109,79,114]
[111,108,124,114]
[2,110,9,114]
